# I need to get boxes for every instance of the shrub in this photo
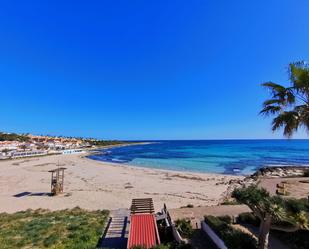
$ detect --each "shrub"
[224,230,258,249]
[221,199,240,205]
[153,245,170,249]
[174,219,193,238]
[237,212,260,226]
[284,198,309,213]
[161,242,193,249]
[217,215,232,224]
[205,215,257,249]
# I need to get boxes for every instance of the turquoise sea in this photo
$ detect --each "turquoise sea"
[88,140,309,175]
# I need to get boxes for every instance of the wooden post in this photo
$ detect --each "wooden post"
[62,169,64,193]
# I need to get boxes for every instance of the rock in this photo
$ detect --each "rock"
[251,166,309,179]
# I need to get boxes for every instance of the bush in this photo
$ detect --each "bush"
[205,215,257,249]
[217,215,233,224]
[161,242,193,249]
[153,245,170,249]
[237,212,260,226]
[221,199,240,205]
[0,132,29,142]
[175,219,193,238]
[284,198,309,213]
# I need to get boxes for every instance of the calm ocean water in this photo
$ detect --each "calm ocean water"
[88,140,309,175]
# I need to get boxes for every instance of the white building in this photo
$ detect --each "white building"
[11,150,48,158]
[0,141,21,151]
[62,149,85,155]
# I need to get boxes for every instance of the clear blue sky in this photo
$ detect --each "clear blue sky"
[1,1,309,140]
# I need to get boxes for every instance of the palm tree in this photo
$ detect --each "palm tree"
[260,61,309,137]
[233,185,309,249]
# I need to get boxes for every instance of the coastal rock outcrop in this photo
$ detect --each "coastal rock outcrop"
[251,166,309,179]
[221,166,309,202]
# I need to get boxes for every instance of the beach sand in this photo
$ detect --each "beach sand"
[0,153,243,213]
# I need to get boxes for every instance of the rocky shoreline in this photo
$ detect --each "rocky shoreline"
[250,166,309,179]
[223,166,309,201]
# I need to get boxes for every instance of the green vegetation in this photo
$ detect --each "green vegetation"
[238,212,309,249]
[0,132,29,142]
[233,185,309,249]
[204,215,257,249]
[174,219,193,238]
[82,138,127,147]
[0,207,109,249]
[237,210,309,249]
[215,215,233,224]
[237,212,260,226]
[0,131,127,147]
[260,61,309,137]
[221,199,241,205]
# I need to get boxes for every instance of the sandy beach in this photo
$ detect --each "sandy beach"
[0,153,243,213]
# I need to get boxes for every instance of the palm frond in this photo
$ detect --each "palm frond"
[260,105,282,116]
[295,105,309,132]
[293,211,309,230]
[262,82,286,95]
[262,99,284,107]
[271,111,300,137]
[261,62,309,137]
[289,61,309,89]
[285,88,296,104]
[288,62,309,105]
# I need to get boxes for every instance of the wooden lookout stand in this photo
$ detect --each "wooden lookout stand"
[48,167,67,196]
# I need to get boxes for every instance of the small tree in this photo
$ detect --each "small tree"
[233,185,308,249]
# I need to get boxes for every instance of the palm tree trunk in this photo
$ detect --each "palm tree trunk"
[258,214,272,249]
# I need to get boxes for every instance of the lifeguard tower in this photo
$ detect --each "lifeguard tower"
[49,167,67,195]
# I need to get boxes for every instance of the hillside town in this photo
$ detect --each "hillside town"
[0,134,91,159]
[0,132,124,160]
